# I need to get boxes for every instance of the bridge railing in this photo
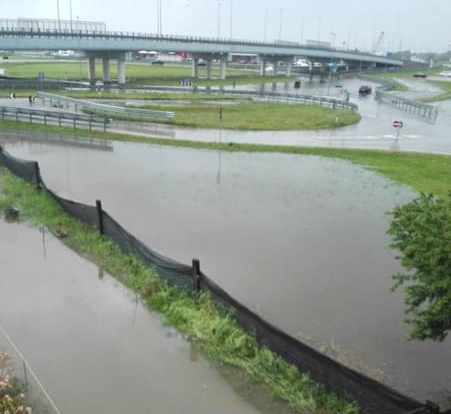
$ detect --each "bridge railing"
[0,27,402,64]
[37,91,175,122]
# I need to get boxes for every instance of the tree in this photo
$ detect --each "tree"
[388,193,451,342]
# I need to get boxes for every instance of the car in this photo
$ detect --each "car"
[413,73,427,78]
[358,85,372,96]
[151,60,164,65]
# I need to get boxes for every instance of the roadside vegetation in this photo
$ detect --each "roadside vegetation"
[389,193,451,341]
[135,102,361,130]
[0,171,359,414]
[0,121,449,196]
[0,352,31,414]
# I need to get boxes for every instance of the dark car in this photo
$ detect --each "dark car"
[413,73,427,78]
[358,85,372,96]
[151,60,164,65]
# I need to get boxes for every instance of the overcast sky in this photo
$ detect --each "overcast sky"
[2,0,450,52]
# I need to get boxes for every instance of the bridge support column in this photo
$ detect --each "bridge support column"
[88,56,96,86]
[206,58,213,80]
[220,55,227,80]
[259,59,267,77]
[192,57,199,79]
[117,56,126,85]
[286,61,293,77]
[102,57,111,84]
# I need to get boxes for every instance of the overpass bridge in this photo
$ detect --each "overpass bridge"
[0,20,403,85]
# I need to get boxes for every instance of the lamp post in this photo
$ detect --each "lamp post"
[56,0,61,31]
[69,0,73,32]
[217,0,223,39]
[229,0,233,39]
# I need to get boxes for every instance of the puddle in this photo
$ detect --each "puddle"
[0,218,294,414]
[1,136,450,405]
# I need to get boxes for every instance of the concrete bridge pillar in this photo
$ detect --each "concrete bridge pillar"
[286,61,293,77]
[102,57,111,84]
[259,59,267,77]
[117,56,126,85]
[88,56,96,86]
[192,57,199,79]
[206,58,213,80]
[220,55,227,80]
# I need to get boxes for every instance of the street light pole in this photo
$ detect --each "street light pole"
[217,0,222,39]
[279,8,283,41]
[56,0,61,31]
[69,0,73,32]
[263,8,268,42]
[229,0,233,39]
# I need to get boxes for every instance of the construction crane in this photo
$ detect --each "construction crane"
[373,31,385,55]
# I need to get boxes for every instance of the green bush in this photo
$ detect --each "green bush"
[389,193,451,341]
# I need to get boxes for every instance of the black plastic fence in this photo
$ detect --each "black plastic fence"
[0,145,447,414]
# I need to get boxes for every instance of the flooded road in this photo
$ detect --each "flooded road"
[0,216,294,414]
[110,78,451,155]
[2,135,450,406]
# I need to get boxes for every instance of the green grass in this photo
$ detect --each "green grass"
[421,80,451,103]
[0,171,358,414]
[136,102,361,130]
[0,120,450,197]
[0,61,289,87]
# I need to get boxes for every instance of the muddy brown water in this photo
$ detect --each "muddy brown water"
[1,135,451,407]
[0,217,296,414]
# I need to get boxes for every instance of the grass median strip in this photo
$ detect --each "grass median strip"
[0,171,359,414]
[0,121,450,197]
[135,102,361,130]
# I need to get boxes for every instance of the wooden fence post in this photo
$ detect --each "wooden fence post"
[192,259,201,293]
[96,200,104,235]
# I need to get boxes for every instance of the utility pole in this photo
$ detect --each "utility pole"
[263,8,268,42]
[69,0,73,32]
[229,0,233,38]
[317,17,322,42]
[157,0,163,35]
[300,17,305,45]
[217,0,222,38]
[279,8,283,41]
[56,0,61,31]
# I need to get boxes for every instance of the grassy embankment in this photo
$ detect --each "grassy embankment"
[0,172,358,414]
[0,120,449,197]
[120,102,361,130]
[421,80,451,103]
[0,61,291,87]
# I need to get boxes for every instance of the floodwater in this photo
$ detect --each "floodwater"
[1,134,450,407]
[0,216,295,414]
[108,78,451,155]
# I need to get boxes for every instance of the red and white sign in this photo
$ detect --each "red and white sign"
[393,120,404,129]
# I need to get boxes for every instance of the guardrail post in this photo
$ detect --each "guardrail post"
[58,114,61,127]
[29,113,32,124]
[15,109,18,122]
[192,259,201,293]
[44,113,47,125]
[96,200,104,235]
[1,107,4,120]
[103,118,107,132]
[73,118,76,130]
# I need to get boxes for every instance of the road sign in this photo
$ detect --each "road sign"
[393,120,404,129]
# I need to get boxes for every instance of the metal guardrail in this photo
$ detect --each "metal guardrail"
[37,91,175,122]
[0,105,110,131]
[119,85,359,112]
[359,75,438,123]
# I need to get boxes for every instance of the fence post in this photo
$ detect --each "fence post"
[73,118,76,130]
[58,114,62,127]
[192,259,201,293]
[15,109,18,122]
[103,118,107,132]
[96,200,104,235]
[44,113,47,125]
[34,162,41,189]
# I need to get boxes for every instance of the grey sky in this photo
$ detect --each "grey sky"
[2,0,450,52]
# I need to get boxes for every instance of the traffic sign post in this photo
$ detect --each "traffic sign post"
[393,120,404,139]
